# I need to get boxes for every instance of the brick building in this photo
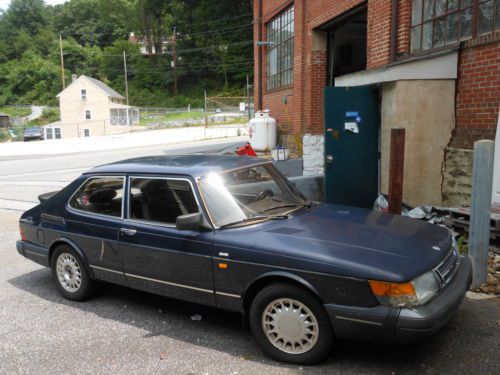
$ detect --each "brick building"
[253,0,499,207]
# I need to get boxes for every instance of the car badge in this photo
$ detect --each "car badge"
[432,246,440,251]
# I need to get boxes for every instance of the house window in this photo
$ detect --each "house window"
[267,6,294,90]
[81,89,87,100]
[83,128,90,137]
[411,0,500,52]
[45,127,62,140]
[85,110,91,120]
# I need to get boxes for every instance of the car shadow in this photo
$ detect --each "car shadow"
[8,268,471,372]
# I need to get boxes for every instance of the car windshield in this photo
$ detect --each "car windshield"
[25,128,40,132]
[198,163,309,228]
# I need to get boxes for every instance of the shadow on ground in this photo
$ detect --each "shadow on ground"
[8,268,500,373]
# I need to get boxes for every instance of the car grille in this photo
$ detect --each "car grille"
[434,246,460,289]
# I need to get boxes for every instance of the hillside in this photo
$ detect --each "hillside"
[0,0,254,108]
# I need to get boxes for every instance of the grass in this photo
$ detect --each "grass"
[139,111,208,126]
[0,106,32,117]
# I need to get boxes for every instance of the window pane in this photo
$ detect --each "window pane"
[69,177,124,218]
[422,22,433,49]
[448,0,458,11]
[446,13,459,42]
[54,128,61,139]
[435,0,446,16]
[411,25,422,51]
[460,7,473,39]
[424,0,435,21]
[433,17,446,47]
[496,0,500,29]
[412,0,423,25]
[129,178,198,224]
[477,0,494,35]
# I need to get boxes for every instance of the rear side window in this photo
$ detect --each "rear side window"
[129,178,199,225]
[69,177,124,218]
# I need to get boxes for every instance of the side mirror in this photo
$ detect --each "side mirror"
[176,212,203,231]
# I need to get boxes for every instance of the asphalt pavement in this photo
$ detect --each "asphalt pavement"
[0,138,499,374]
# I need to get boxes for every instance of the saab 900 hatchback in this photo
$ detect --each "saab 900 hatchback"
[17,155,472,364]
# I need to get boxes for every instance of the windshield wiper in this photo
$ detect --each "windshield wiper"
[219,214,288,229]
[260,202,311,214]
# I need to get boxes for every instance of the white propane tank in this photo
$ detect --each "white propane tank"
[248,110,277,151]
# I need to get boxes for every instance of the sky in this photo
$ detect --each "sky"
[0,0,68,11]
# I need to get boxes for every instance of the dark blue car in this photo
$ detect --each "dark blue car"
[17,155,472,364]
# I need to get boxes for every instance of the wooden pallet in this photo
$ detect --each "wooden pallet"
[449,203,500,240]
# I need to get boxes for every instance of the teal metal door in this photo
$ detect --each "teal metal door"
[324,86,379,208]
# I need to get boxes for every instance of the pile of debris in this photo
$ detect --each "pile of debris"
[477,250,500,294]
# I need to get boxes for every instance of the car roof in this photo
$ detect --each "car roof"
[86,155,271,178]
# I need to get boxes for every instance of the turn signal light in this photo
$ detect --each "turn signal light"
[368,280,415,296]
[20,228,27,241]
[218,263,228,269]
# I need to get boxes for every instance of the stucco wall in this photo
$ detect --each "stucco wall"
[381,80,455,206]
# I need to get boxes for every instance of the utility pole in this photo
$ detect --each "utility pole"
[246,74,251,120]
[123,51,130,126]
[59,34,65,90]
[172,27,177,96]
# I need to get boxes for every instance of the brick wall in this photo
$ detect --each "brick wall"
[367,0,393,68]
[396,0,411,56]
[451,34,500,149]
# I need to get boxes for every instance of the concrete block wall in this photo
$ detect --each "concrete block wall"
[302,134,324,176]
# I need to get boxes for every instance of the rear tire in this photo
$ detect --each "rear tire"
[51,245,95,301]
[249,283,333,364]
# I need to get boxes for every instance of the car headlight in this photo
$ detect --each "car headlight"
[369,270,440,307]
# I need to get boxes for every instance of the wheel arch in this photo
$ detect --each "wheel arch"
[242,271,323,311]
[48,237,94,277]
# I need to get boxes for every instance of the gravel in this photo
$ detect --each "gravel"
[0,209,499,374]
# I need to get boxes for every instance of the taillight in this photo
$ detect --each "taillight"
[20,227,27,241]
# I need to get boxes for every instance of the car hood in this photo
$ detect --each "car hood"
[214,203,452,282]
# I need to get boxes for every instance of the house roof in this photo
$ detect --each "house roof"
[56,75,125,99]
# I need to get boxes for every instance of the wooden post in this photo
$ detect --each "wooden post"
[469,140,495,289]
[388,128,405,215]
[172,27,177,97]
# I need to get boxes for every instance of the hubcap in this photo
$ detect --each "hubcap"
[262,298,319,354]
[56,253,82,293]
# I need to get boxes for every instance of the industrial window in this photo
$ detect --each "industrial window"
[85,110,91,120]
[267,6,294,90]
[411,0,500,52]
[81,89,86,100]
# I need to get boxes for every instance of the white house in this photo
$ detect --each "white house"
[44,75,139,139]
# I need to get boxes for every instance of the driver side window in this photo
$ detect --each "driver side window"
[129,177,199,225]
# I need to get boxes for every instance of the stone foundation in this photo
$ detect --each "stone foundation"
[303,134,324,176]
[442,147,473,207]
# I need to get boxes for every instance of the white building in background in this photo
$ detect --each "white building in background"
[44,75,139,139]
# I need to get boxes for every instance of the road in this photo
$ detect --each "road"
[0,138,499,374]
[0,137,247,211]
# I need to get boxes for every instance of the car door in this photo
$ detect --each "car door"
[117,175,216,306]
[64,175,126,285]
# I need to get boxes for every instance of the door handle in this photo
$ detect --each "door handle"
[120,228,137,236]
[326,154,334,164]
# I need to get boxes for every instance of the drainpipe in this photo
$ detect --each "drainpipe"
[389,0,398,64]
[257,0,263,111]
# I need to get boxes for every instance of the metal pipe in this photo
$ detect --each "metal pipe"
[257,0,263,111]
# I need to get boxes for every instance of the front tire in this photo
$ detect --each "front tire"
[249,283,333,364]
[51,245,95,301]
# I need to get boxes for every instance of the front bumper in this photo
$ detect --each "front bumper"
[324,255,472,343]
[17,240,50,267]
